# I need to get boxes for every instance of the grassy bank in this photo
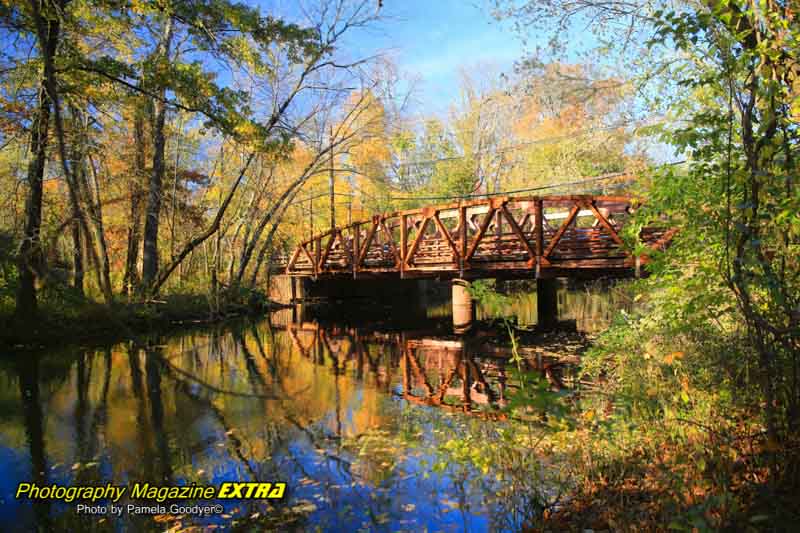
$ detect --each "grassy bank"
[0,289,288,352]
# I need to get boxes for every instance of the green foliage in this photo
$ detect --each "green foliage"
[467,279,511,316]
[0,233,17,317]
[468,280,527,379]
[75,0,323,149]
[642,2,800,443]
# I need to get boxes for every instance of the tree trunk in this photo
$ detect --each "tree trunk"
[227,223,243,284]
[248,187,298,287]
[124,107,146,296]
[211,219,221,317]
[234,151,331,286]
[15,11,58,321]
[67,118,85,296]
[84,152,113,301]
[70,187,83,296]
[64,106,112,303]
[141,17,173,291]
[170,115,183,264]
[67,114,85,295]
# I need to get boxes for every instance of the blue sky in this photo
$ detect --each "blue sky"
[341,0,528,116]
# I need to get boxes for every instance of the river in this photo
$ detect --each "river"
[0,281,626,532]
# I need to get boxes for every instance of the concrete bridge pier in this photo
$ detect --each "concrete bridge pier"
[452,279,474,334]
[537,278,558,330]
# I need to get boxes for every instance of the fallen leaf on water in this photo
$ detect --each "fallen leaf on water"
[290,501,317,514]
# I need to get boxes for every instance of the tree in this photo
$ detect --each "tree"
[140,12,175,291]
[648,1,799,443]
[146,0,382,295]
[122,102,149,296]
[10,0,58,320]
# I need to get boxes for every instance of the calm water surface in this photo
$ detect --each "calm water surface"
[0,283,624,532]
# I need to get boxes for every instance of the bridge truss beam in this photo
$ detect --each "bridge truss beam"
[279,195,677,281]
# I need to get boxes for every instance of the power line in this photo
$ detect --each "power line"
[387,172,630,202]
[387,160,686,202]
[301,115,667,201]
[388,117,664,169]
[291,191,354,206]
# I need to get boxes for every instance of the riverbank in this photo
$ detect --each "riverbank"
[0,291,288,352]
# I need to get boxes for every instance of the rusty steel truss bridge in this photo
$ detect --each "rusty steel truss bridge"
[276,194,677,280]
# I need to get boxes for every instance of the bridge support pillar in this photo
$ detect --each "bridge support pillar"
[537,278,558,331]
[452,278,474,334]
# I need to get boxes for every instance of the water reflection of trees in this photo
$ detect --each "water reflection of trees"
[474,280,632,332]
[2,317,579,531]
[16,357,51,531]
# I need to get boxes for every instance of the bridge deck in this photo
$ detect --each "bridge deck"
[276,194,676,280]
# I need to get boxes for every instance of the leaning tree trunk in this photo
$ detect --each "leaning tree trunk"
[83,152,113,302]
[15,10,58,321]
[234,151,331,286]
[248,186,299,287]
[148,152,255,297]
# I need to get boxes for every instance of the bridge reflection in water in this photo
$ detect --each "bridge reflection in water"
[278,316,577,419]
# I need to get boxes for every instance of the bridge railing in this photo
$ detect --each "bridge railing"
[278,194,675,278]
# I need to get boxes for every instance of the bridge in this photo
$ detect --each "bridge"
[279,194,675,280]
[275,194,676,331]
